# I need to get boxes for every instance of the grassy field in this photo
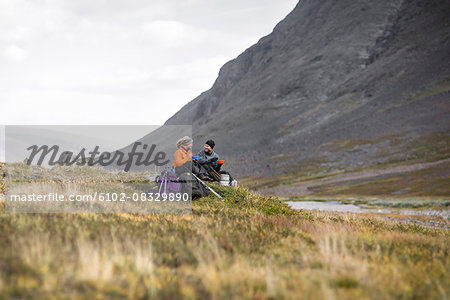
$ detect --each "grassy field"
[1,178,449,299]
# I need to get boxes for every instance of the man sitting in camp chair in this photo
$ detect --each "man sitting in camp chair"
[194,139,221,181]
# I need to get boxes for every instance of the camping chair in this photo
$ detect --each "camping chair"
[202,163,222,182]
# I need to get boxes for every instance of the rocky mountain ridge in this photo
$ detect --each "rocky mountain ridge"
[162,0,450,180]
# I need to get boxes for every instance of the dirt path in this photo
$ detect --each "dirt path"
[258,158,450,196]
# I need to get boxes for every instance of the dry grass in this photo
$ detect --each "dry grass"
[0,163,449,299]
[0,188,449,299]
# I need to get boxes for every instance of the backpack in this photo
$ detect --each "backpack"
[192,176,209,199]
[157,169,182,195]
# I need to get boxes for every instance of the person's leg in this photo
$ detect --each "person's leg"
[191,161,202,176]
[175,161,193,176]
[192,161,212,181]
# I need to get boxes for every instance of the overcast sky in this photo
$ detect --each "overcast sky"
[0,0,298,126]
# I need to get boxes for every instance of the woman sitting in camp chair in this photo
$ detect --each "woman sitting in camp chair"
[173,136,195,175]
[172,136,209,199]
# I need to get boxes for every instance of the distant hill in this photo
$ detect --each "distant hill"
[150,0,450,182]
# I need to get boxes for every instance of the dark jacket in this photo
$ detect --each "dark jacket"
[196,150,219,175]
[197,150,219,165]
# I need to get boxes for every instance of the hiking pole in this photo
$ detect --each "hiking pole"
[192,173,224,201]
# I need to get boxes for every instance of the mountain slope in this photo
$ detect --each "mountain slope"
[165,0,450,179]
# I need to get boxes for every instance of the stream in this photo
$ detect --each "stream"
[285,201,450,229]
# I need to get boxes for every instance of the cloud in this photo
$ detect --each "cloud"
[141,20,194,47]
[0,0,298,125]
[3,44,28,62]
[5,26,33,42]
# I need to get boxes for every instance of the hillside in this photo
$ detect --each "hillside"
[163,0,450,183]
